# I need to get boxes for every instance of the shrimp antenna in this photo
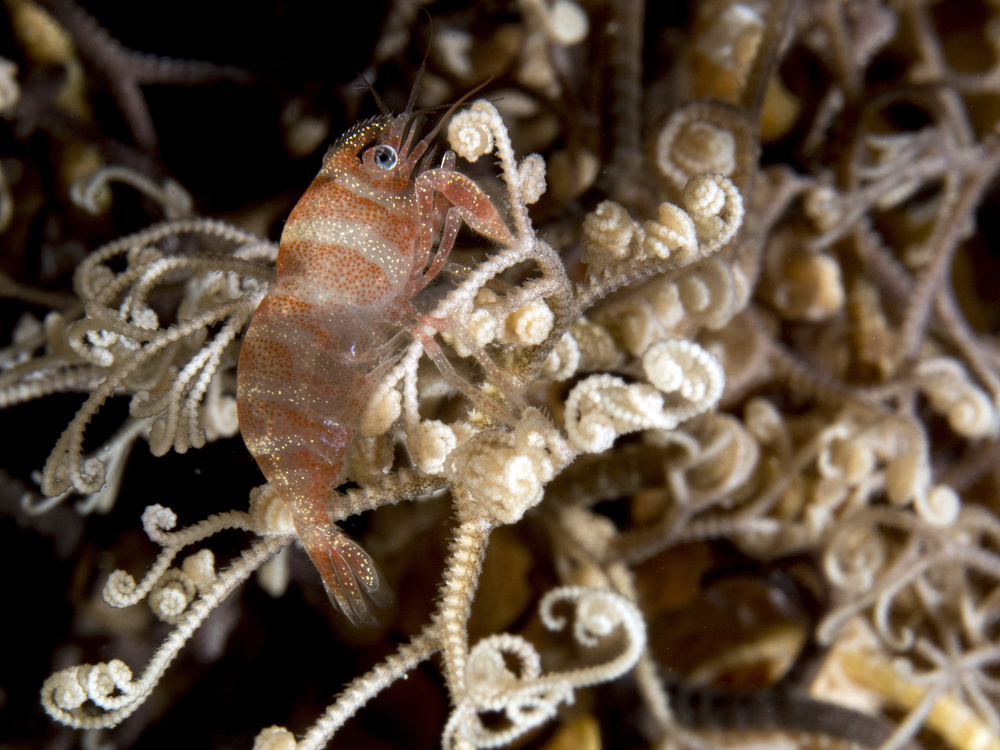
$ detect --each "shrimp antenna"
[403,11,434,119]
[419,76,495,147]
[351,70,391,115]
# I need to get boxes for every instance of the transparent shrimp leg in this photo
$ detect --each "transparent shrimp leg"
[391,301,524,426]
[412,203,462,292]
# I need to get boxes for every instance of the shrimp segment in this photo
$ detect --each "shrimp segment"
[236,97,513,624]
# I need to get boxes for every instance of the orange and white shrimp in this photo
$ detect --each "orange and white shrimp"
[236,88,514,624]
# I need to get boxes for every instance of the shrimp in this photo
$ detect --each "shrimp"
[236,87,514,624]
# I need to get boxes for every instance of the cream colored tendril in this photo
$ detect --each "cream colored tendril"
[103,491,290,610]
[516,153,547,204]
[442,586,645,750]
[359,377,403,437]
[655,106,739,190]
[542,331,581,380]
[294,626,441,750]
[766,245,846,321]
[696,2,764,73]
[23,418,147,516]
[35,218,273,500]
[446,99,536,239]
[42,293,261,497]
[683,173,744,252]
[446,410,571,526]
[432,412,574,705]
[42,497,291,730]
[583,200,640,275]
[915,358,998,439]
[563,340,725,452]
[447,103,496,163]
[643,202,699,264]
[71,166,194,219]
[519,0,589,46]
[0,57,19,112]
[410,419,458,474]
[837,642,1000,750]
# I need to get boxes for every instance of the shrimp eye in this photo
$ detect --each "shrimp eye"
[372,145,398,170]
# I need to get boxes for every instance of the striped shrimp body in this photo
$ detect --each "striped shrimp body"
[237,101,514,624]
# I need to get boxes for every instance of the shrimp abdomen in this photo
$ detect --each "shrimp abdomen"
[236,290,387,623]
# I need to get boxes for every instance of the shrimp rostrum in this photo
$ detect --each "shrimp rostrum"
[236,96,514,624]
